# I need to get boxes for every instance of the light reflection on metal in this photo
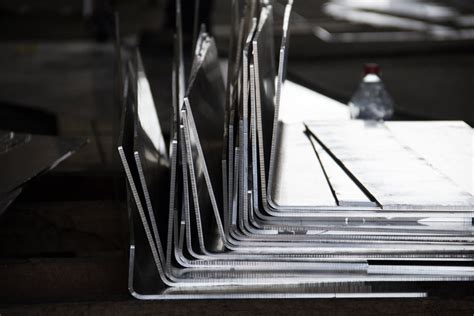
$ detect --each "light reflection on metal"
[324,2,452,33]
[115,1,474,299]
[329,0,458,22]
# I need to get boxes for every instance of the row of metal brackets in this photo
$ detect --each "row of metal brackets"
[116,0,474,298]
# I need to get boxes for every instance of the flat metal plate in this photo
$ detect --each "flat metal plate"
[128,191,474,299]
[305,120,474,210]
[120,2,474,297]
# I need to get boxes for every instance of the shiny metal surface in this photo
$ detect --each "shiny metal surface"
[0,187,22,215]
[133,50,171,260]
[185,32,226,214]
[135,43,472,260]
[270,122,337,207]
[118,68,168,277]
[307,129,376,207]
[171,0,185,147]
[181,28,470,239]
[224,0,246,227]
[237,17,257,233]
[319,0,474,43]
[385,121,473,195]
[183,79,472,247]
[305,120,474,210]
[267,0,292,206]
[117,1,474,298]
[253,4,276,182]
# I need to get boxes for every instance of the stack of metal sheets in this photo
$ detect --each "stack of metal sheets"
[117,0,474,299]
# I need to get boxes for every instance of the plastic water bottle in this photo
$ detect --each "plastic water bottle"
[349,63,395,120]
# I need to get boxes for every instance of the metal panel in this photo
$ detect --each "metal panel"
[252,5,276,182]
[0,131,87,197]
[386,121,473,195]
[270,122,337,207]
[306,126,375,207]
[185,34,226,214]
[305,120,474,210]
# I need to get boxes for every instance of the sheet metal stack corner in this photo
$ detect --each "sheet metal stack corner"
[116,0,474,299]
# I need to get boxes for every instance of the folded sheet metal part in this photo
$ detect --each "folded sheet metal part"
[117,0,474,298]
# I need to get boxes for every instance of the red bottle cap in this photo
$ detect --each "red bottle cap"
[364,63,380,75]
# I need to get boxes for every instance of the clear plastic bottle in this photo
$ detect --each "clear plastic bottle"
[349,63,395,120]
